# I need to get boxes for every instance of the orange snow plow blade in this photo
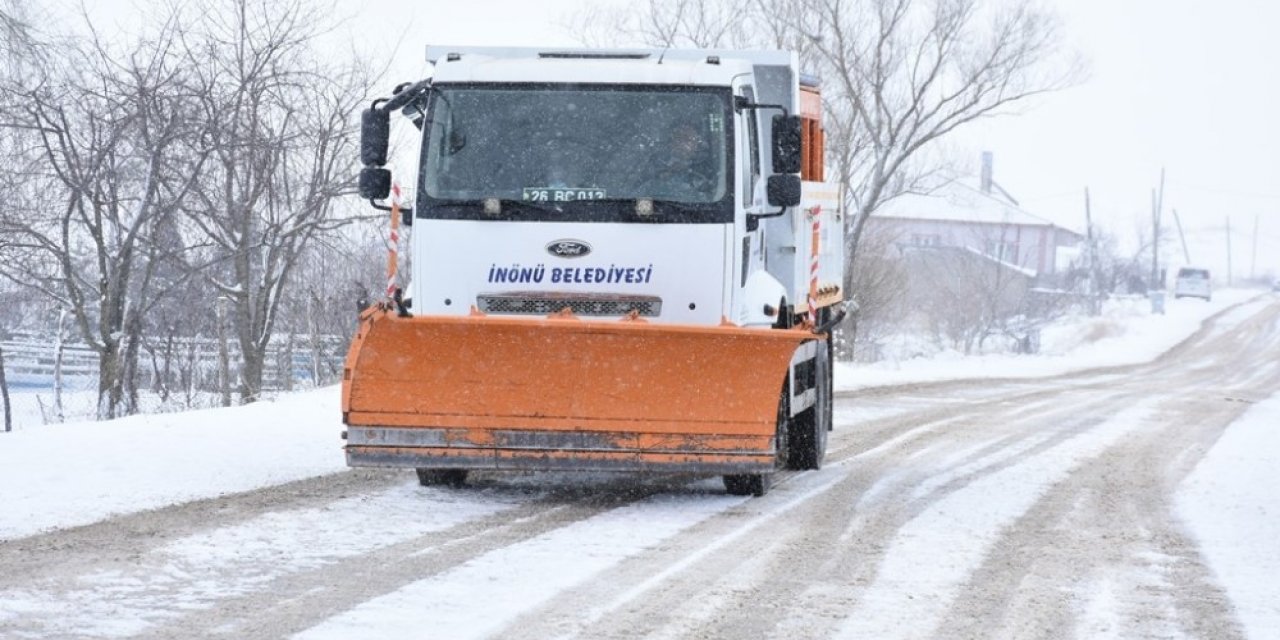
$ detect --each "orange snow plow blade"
[342,307,813,474]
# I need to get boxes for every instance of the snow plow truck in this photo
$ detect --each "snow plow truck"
[343,46,847,496]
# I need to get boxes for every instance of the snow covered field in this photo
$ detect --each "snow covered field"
[1,289,1277,639]
[0,389,347,540]
[836,289,1260,391]
[0,290,1259,541]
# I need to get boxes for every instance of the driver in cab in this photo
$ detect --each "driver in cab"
[649,122,716,199]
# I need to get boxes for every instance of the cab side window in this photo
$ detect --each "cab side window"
[739,87,761,204]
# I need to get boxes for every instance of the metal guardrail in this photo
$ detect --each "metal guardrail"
[1,336,348,391]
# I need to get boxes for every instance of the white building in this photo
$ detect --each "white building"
[867,175,1083,281]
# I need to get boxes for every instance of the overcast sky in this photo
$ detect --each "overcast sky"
[69,0,1280,279]
[960,0,1280,279]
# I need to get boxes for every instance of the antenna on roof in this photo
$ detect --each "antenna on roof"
[657,44,671,65]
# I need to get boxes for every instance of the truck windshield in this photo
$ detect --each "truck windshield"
[419,84,733,223]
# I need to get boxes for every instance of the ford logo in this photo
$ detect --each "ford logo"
[546,239,592,258]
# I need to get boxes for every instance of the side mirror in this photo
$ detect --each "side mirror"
[361,108,390,167]
[767,174,801,207]
[359,167,391,200]
[771,114,802,174]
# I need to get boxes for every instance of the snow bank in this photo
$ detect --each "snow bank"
[1175,394,1280,638]
[836,289,1262,391]
[0,388,347,541]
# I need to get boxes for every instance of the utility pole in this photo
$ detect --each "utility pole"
[1151,189,1158,289]
[53,309,67,422]
[217,297,231,407]
[1084,187,1100,315]
[1,344,10,433]
[1151,168,1165,290]
[1226,216,1233,286]
[1251,214,1259,280]
[1172,208,1192,264]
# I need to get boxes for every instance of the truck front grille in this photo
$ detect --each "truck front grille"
[477,294,662,317]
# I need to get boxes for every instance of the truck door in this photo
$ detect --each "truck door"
[737,85,765,289]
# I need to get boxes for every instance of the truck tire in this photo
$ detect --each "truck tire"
[824,336,834,433]
[723,473,772,496]
[416,468,468,487]
[788,337,831,470]
[723,381,788,496]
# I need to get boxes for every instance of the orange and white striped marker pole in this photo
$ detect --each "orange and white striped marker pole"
[385,182,402,300]
[807,205,821,326]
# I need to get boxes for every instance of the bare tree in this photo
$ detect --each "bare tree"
[909,245,1022,354]
[790,0,1080,246]
[842,222,908,360]
[276,224,386,387]
[571,0,1081,356]
[176,0,373,403]
[0,13,205,418]
[903,220,1074,354]
[1,0,42,71]
[1090,220,1173,296]
[0,0,43,268]
[1,0,378,415]
[573,0,1077,240]
[783,0,1079,346]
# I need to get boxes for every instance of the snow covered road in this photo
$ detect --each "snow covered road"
[1,296,1278,639]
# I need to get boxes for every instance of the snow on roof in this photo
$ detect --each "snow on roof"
[431,54,749,87]
[427,46,761,87]
[959,245,1039,278]
[874,181,1080,235]
[908,244,1039,278]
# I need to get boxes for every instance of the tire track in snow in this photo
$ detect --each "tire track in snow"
[760,391,1137,640]
[0,483,526,639]
[930,304,1280,640]
[1175,394,1280,639]
[140,476,699,639]
[292,490,749,640]
[829,398,1163,640]
[241,298,1280,638]
[0,469,404,587]
[444,401,993,639]
[937,396,1249,640]
[495,389,1125,639]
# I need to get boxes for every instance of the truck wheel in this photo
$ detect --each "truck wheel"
[723,473,772,496]
[723,380,788,496]
[788,338,831,470]
[416,468,468,487]
[823,338,834,433]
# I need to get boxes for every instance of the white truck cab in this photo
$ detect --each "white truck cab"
[375,46,844,330]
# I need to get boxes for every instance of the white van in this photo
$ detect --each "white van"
[1173,267,1212,301]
